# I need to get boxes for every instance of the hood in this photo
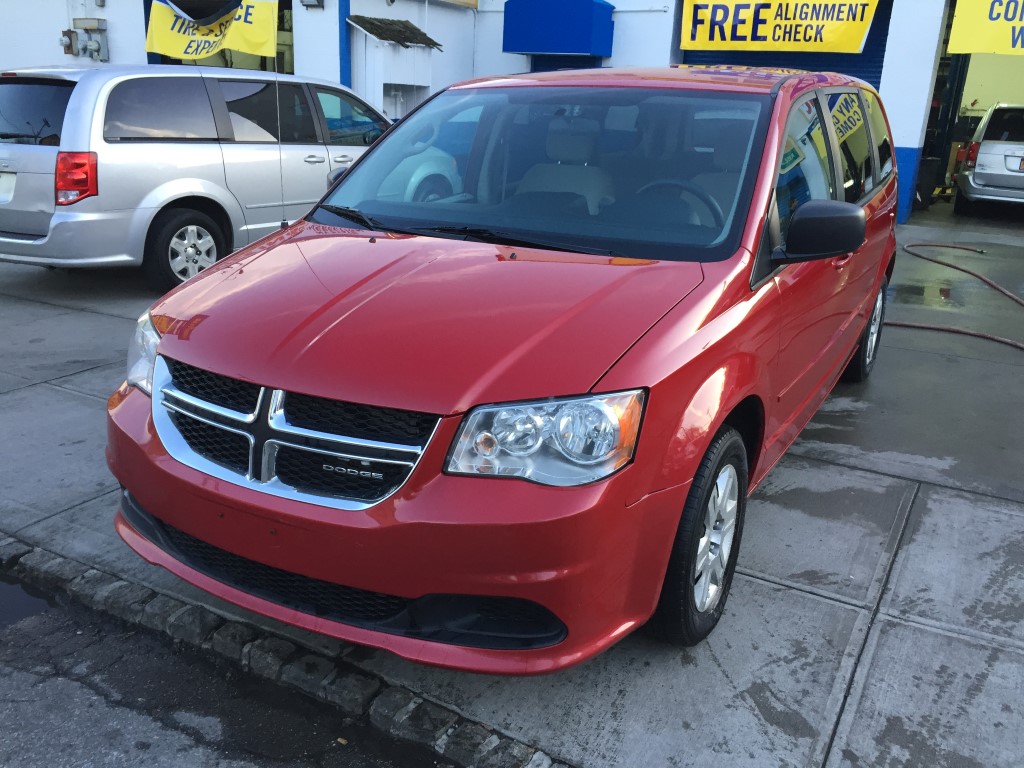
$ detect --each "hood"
[152,221,704,415]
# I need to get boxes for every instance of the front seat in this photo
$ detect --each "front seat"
[516,118,614,215]
[689,120,753,218]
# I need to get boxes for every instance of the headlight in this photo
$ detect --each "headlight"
[446,390,645,486]
[126,312,160,395]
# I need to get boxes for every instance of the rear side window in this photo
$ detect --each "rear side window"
[0,79,74,146]
[104,77,217,141]
[221,80,318,144]
[863,91,894,180]
[984,108,1024,142]
[826,91,874,202]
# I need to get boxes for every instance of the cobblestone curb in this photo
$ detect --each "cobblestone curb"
[0,542,572,768]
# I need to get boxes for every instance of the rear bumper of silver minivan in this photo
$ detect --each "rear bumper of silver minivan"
[0,208,141,267]
[957,172,1024,204]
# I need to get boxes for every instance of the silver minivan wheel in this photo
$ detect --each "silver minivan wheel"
[144,208,226,293]
[168,224,218,281]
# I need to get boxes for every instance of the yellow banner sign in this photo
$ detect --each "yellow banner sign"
[681,1,879,52]
[146,0,278,60]
[948,0,1024,54]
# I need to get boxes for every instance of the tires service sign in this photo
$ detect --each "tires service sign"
[681,1,879,52]
[146,0,278,60]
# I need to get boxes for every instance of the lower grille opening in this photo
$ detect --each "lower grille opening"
[121,491,567,651]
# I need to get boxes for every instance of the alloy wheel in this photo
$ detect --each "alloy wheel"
[693,463,739,613]
[865,286,885,365]
[168,224,218,281]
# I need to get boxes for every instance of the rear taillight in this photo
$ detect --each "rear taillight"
[965,141,981,169]
[55,151,98,205]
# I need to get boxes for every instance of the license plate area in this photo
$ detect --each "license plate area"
[0,172,14,204]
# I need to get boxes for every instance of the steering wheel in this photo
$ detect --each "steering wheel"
[636,179,725,229]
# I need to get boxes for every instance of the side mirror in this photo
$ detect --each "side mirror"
[363,127,384,145]
[772,200,866,263]
[327,167,347,188]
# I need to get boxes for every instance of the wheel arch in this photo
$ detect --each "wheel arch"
[149,196,235,253]
[630,353,770,505]
[720,394,766,486]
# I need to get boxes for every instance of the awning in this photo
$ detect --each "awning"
[348,16,442,50]
[502,0,615,57]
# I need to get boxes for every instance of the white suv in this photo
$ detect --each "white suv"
[0,65,390,290]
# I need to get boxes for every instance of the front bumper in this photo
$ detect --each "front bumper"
[107,384,687,674]
[957,172,1024,205]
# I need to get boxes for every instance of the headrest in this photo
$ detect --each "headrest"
[700,120,753,173]
[546,117,600,164]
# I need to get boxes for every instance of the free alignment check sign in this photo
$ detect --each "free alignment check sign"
[681,1,880,52]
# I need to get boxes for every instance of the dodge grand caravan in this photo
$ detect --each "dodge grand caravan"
[0,65,389,290]
[107,67,898,674]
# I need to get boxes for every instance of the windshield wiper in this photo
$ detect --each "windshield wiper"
[410,225,624,257]
[318,204,385,231]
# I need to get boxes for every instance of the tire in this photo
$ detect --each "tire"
[652,426,748,646]
[143,208,226,293]
[953,191,977,216]
[842,275,887,383]
[412,176,453,203]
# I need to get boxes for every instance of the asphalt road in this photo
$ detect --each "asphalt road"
[0,585,448,768]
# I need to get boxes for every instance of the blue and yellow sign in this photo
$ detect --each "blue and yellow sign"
[146,0,278,60]
[681,1,879,52]
[949,0,1024,54]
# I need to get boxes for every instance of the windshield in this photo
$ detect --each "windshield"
[313,86,770,262]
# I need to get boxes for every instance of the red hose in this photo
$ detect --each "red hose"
[884,243,1024,352]
[885,321,1024,352]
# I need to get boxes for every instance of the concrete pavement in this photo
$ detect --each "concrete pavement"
[1,206,1022,767]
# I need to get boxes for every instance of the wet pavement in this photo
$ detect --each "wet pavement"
[0,205,1022,767]
[0,576,52,631]
[0,601,447,767]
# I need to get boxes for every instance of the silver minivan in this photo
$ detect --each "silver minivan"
[955,103,1024,215]
[0,65,389,290]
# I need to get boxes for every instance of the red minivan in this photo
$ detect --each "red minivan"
[107,67,897,675]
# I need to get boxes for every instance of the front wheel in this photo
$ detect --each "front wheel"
[143,208,226,292]
[842,275,887,383]
[652,426,748,646]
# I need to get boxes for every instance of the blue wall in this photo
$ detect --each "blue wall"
[894,146,921,223]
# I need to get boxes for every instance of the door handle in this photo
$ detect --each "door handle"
[304,155,326,164]
[332,155,354,164]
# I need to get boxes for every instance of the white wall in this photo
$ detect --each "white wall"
[878,0,948,149]
[292,0,342,84]
[474,0,529,77]
[1,0,147,70]
[607,1,674,68]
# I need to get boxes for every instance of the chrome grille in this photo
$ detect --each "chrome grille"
[283,392,437,446]
[152,357,439,510]
[166,358,261,415]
